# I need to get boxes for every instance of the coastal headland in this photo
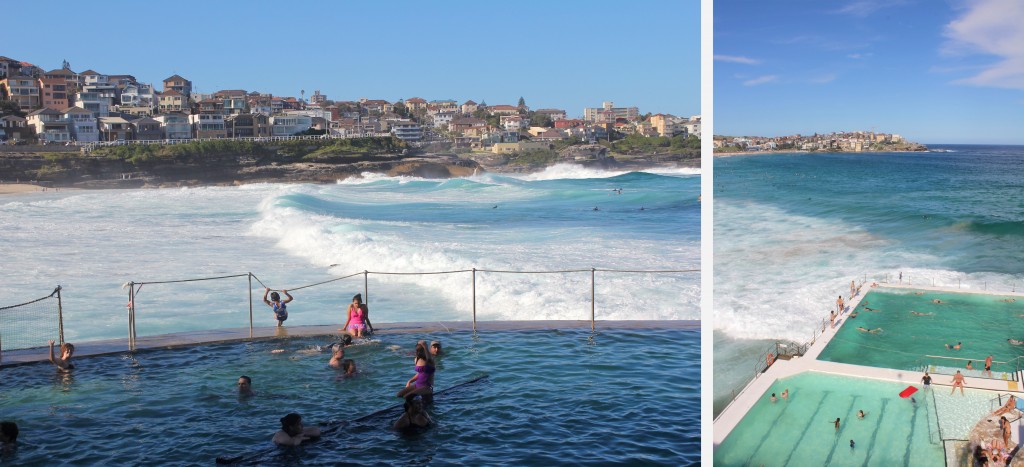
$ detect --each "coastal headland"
[0,137,697,191]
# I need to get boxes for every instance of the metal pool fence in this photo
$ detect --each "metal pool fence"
[26,266,691,351]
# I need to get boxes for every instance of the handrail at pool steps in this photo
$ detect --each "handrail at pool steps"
[0,286,65,359]
[117,266,696,350]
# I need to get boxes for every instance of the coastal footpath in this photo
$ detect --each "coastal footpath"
[0,137,698,189]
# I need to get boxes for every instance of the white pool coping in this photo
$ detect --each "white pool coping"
[714,285,1024,447]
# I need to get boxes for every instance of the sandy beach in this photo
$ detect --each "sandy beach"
[0,183,78,195]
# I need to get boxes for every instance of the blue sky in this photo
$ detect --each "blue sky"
[715,0,1024,145]
[3,0,699,119]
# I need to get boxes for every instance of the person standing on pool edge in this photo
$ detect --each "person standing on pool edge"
[836,295,844,314]
[985,355,994,377]
[263,288,293,327]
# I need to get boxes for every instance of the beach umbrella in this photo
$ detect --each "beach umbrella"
[899,386,918,398]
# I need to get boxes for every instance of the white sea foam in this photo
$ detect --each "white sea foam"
[511,164,634,181]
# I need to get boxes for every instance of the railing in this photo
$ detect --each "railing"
[868,271,1023,294]
[125,266,695,351]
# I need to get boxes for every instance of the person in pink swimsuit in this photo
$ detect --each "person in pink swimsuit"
[342,294,373,338]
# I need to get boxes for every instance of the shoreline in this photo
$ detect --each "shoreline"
[0,153,697,195]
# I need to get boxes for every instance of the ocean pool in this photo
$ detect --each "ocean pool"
[818,289,1024,377]
[0,326,698,465]
[715,371,945,466]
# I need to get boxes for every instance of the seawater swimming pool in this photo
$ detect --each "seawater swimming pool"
[714,372,946,467]
[0,325,698,465]
[818,289,1024,377]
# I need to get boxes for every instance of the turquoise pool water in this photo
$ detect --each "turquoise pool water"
[0,328,698,465]
[818,289,1024,377]
[715,372,945,466]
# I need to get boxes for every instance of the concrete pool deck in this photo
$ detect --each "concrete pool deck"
[0,319,699,367]
[714,284,1024,448]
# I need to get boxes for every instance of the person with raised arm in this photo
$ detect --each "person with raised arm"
[263,288,293,327]
[48,339,75,371]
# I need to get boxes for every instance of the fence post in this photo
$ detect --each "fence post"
[472,268,477,333]
[591,268,596,332]
[363,270,369,308]
[128,282,135,351]
[56,285,65,346]
[248,273,253,338]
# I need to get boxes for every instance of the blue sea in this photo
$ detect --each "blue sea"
[0,164,699,343]
[713,145,1024,414]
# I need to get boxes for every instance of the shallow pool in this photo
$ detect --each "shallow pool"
[714,372,944,466]
[818,289,1024,376]
[0,327,698,465]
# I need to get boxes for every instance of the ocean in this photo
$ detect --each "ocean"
[713,145,1024,414]
[1,164,699,344]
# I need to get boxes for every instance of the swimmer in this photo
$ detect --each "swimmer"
[857,410,865,419]
[864,307,880,312]
[915,291,925,295]
[342,359,357,376]
[770,393,778,403]
[48,339,75,371]
[397,342,435,400]
[932,299,942,304]
[237,375,254,397]
[850,439,855,449]
[263,288,293,327]
[833,418,841,432]
[394,397,432,431]
[910,311,933,316]
[272,413,321,446]
[857,327,883,334]
[1009,339,1024,346]
[429,341,443,358]
[0,421,17,446]
[951,371,965,395]
[781,389,789,401]
[946,342,962,350]
[328,347,345,369]
[966,360,973,370]
[999,298,1017,303]
[849,311,859,318]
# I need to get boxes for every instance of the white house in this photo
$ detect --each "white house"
[270,115,312,136]
[62,106,98,142]
[27,108,72,143]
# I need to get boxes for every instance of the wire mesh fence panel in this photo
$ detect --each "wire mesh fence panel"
[0,287,62,351]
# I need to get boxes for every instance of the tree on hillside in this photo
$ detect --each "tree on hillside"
[518,96,526,108]
[528,112,553,128]
[472,108,490,120]
[0,99,25,118]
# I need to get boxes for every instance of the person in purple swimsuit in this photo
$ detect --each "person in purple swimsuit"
[397,341,435,400]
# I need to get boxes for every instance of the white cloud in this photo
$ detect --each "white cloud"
[715,55,761,65]
[743,75,778,86]
[943,0,1024,89]
[846,53,874,60]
